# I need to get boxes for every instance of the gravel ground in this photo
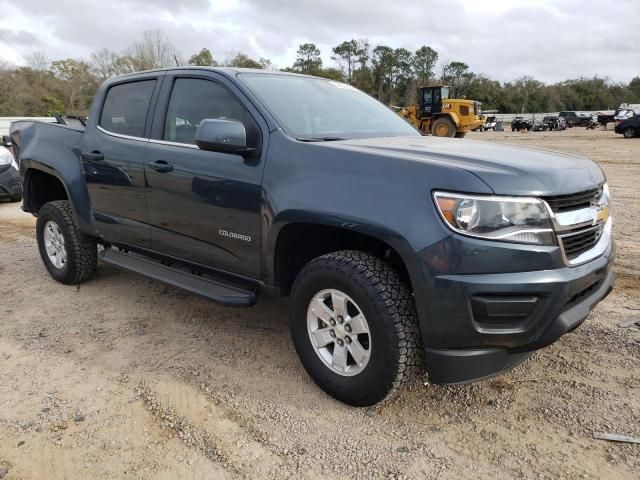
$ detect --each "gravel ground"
[0,128,638,479]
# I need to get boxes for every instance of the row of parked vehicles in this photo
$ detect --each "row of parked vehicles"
[511,115,568,132]
[507,106,640,138]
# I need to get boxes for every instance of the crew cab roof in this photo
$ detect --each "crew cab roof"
[106,66,314,82]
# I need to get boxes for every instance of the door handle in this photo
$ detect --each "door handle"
[81,151,104,162]
[146,160,174,173]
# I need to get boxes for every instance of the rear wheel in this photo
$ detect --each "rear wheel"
[623,127,637,138]
[36,200,98,285]
[289,250,422,406]
[431,117,456,137]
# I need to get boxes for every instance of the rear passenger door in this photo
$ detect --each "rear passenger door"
[144,72,266,279]
[81,76,162,248]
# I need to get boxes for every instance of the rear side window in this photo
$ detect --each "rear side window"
[163,78,251,145]
[100,80,156,137]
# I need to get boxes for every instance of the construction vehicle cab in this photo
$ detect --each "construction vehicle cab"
[420,85,450,117]
[399,85,484,138]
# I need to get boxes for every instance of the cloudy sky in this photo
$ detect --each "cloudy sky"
[0,0,638,83]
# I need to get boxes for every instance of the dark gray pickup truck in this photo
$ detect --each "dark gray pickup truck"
[10,68,614,406]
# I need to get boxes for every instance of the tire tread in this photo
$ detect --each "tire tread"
[291,250,422,405]
[37,200,97,285]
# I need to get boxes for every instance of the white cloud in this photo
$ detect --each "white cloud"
[0,0,637,82]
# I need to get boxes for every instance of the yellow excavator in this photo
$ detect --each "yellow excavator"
[398,85,484,138]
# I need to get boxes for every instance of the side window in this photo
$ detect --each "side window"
[100,80,156,137]
[163,78,251,145]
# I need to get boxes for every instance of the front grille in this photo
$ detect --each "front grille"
[559,223,605,259]
[543,187,602,212]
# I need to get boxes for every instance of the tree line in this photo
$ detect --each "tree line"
[1,30,638,117]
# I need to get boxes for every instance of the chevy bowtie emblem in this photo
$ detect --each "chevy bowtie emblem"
[596,205,610,223]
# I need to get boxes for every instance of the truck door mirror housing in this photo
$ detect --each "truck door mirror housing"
[195,119,253,155]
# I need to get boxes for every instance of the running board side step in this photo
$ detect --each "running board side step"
[99,249,257,306]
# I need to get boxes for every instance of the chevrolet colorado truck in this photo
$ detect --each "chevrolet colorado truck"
[10,68,614,406]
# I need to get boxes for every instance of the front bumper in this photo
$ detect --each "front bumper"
[0,165,22,199]
[413,233,615,384]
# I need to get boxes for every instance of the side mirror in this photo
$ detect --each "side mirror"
[194,119,253,155]
[1,135,11,148]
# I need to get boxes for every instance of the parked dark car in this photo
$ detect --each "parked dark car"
[10,68,615,406]
[0,145,22,202]
[511,116,532,131]
[559,111,591,127]
[614,114,640,138]
[543,116,567,131]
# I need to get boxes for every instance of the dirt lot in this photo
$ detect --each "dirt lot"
[0,129,638,479]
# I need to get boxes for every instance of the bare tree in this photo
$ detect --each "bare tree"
[127,30,177,71]
[90,49,119,79]
[25,51,49,71]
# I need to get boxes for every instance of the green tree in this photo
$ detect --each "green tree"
[50,59,98,113]
[314,68,344,81]
[293,43,322,75]
[413,46,438,86]
[629,76,640,102]
[371,45,395,102]
[441,61,472,96]
[225,53,263,69]
[188,48,217,66]
[332,39,367,83]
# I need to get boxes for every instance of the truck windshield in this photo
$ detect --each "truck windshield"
[239,73,419,140]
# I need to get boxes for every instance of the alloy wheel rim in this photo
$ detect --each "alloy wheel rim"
[306,289,371,376]
[43,220,67,269]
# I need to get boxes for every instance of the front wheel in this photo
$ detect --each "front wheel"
[431,117,457,137]
[289,251,422,406]
[623,127,637,138]
[36,200,98,285]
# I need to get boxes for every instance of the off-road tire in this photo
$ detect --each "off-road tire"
[431,117,456,138]
[623,127,637,138]
[289,250,422,406]
[36,200,97,285]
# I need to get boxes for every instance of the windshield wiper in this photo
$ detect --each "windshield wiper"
[296,136,346,142]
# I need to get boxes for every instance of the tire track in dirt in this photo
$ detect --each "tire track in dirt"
[136,378,331,479]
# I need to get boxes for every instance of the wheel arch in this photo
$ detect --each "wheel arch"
[21,162,97,236]
[266,214,420,296]
[435,112,460,128]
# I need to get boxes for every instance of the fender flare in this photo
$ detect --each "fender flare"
[22,160,97,236]
[264,210,423,292]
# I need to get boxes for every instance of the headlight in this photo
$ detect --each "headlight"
[0,147,13,167]
[433,191,555,245]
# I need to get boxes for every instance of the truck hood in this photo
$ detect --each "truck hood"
[323,136,604,196]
